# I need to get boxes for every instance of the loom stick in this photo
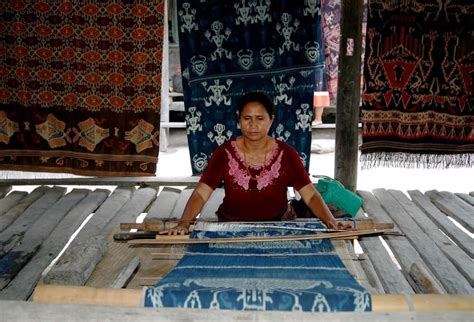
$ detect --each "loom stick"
[119,219,393,233]
[127,228,392,246]
[32,284,474,312]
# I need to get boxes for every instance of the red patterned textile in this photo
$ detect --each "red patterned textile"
[0,1,164,176]
[360,1,474,168]
[321,0,367,106]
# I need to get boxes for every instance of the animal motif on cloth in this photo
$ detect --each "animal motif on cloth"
[176,0,326,175]
[360,0,474,169]
[144,222,372,312]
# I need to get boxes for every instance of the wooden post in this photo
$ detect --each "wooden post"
[334,0,364,191]
[159,0,170,152]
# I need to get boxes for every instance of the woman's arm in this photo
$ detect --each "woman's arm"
[298,183,351,230]
[168,182,214,235]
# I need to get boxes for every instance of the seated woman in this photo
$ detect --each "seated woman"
[169,91,349,234]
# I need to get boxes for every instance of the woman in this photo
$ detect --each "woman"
[169,91,349,234]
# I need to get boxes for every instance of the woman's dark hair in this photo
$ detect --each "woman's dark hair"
[237,91,275,117]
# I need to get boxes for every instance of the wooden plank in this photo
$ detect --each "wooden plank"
[2,301,473,321]
[426,190,474,233]
[0,189,109,300]
[103,187,158,233]
[169,188,193,219]
[44,187,157,286]
[408,190,474,258]
[0,185,11,198]
[0,186,50,233]
[146,187,181,220]
[374,189,471,295]
[0,189,90,290]
[42,235,108,286]
[334,0,364,191]
[76,187,135,241]
[49,187,157,285]
[390,190,473,287]
[0,186,66,257]
[409,262,445,294]
[200,188,224,220]
[357,253,385,295]
[110,256,140,289]
[0,176,200,187]
[334,240,376,294]
[0,191,28,217]
[455,193,474,206]
[357,190,415,294]
[85,230,155,289]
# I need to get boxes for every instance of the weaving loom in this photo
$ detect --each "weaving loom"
[144,221,371,312]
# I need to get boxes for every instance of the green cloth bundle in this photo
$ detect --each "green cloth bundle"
[315,176,363,218]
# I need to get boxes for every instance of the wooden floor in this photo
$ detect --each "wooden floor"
[0,178,472,315]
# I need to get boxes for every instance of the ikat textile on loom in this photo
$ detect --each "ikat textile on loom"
[360,0,474,168]
[144,221,371,312]
[176,0,325,175]
[0,1,164,176]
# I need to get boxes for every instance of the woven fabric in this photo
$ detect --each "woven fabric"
[321,0,341,106]
[176,0,325,175]
[144,222,371,312]
[0,1,164,176]
[360,1,474,168]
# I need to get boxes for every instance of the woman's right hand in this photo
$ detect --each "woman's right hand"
[167,221,191,235]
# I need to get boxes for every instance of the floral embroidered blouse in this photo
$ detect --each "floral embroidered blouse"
[200,138,311,221]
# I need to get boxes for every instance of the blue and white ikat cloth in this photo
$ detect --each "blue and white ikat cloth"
[176,0,326,174]
[144,222,372,312]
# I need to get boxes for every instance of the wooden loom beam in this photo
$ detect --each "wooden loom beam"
[32,284,474,312]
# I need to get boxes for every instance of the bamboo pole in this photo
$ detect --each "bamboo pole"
[32,285,474,312]
[127,228,393,246]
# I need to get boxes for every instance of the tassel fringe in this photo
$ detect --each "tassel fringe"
[360,152,474,170]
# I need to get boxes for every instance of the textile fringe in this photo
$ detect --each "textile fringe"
[360,152,474,170]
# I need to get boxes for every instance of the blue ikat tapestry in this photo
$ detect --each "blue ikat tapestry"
[176,0,325,174]
[144,222,372,312]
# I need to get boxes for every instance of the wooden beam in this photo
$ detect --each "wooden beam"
[31,284,474,312]
[0,176,200,187]
[2,302,472,321]
[334,0,364,191]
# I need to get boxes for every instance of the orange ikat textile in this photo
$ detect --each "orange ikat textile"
[360,1,474,169]
[0,1,164,176]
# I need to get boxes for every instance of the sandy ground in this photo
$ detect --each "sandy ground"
[157,129,473,194]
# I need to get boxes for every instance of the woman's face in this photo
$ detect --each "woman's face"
[239,101,273,142]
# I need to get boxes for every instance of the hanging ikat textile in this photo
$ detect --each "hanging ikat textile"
[144,221,371,312]
[0,1,164,176]
[321,0,341,106]
[176,0,325,175]
[360,1,474,168]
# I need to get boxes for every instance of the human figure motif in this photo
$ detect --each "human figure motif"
[205,21,232,61]
[202,79,233,107]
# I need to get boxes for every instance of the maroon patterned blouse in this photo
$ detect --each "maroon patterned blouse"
[200,138,311,221]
